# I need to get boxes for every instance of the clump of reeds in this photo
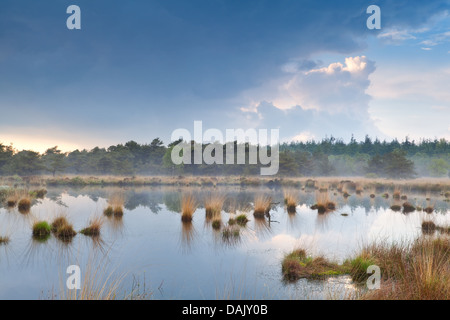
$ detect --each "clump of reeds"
[311,192,336,214]
[281,248,345,282]
[393,188,401,200]
[204,194,225,219]
[253,195,272,219]
[424,206,434,214]
[211,217,222,230]
[358,237,450,300]
[181,194,197,223]
[236,214,249,226]
[402,202,416,214]
[80,217,103,237]
[355,184,363,195]
[421,221,436,235]
[0,235,10,245]
[32,221,52,241]
[104,193,125,218]
[51,215,77,241]
[6,195,18,208]
[221,225,241,244]
[382,193,389,199]
[30,189,47,199]
[283,190,297,214]
[347,253,377,283]
[18,197,32,214]
[390,204,402,212]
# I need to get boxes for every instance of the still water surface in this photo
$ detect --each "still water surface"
[0,186,448,299]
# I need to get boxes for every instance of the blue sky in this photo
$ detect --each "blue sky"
[0,0,449,152]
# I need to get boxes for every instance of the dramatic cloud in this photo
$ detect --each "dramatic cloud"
[0,0,449,149]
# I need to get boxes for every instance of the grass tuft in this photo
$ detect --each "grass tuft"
[80,217,103,237]
[32,221,52,240]
[181,194,197,223]
[253,195,272,219]
[281,248,346,282]
[236,214,249,226]
[18,197,31,214]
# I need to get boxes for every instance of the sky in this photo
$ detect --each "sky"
[0,0,449,153]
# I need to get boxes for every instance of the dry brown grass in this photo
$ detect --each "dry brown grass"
[18,196,32,214]
[311,192,336,214]
[283,190,297,214]
[356,237,450,300]
[51,215,77,241]
[181,194,197,222]
[80,216,104,237]
[204,193,226,219]
[253,195,272,218]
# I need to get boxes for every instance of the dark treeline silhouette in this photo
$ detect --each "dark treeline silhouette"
[0,136,448,178]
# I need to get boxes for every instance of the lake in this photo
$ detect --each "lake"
[0,185,448,300]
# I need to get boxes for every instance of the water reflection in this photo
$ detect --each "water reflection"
[0,185,449,300]
[179,221,196,253]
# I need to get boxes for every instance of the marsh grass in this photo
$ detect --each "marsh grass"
[181,194,197,222]
[402,202,416,214]
[393,188,401,200]
[211,217,222,230]
[80,217,103,237]
[51,215,77,241]
[390,204,402,212]
[351,237,449,300]
[311,192,336,214]
[0,235,10,245]
[421,221,437,235]
[424,206,434,214]
[253,195,272,219]
[221,225,241,246]
[204,193,226,219]
[18,197,32,214]
[105,193,125,218]
[282,248,346,282]
[236,214,249,226]
[283,190,297,214]
[32,221,52,241]
[60,252,128,300]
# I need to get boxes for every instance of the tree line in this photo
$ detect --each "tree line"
[0,136,448,178]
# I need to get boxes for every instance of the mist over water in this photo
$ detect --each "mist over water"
[0,185,448,300]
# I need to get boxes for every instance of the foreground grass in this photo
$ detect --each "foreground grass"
[354,237,449,300]
[283,236,449,300]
